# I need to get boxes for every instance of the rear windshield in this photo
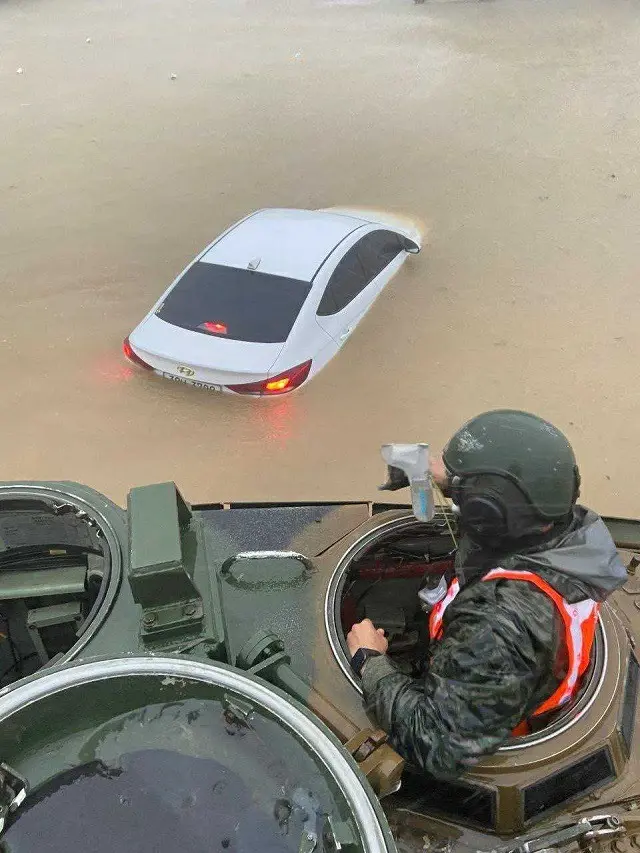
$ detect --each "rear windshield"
[156,262,312,344]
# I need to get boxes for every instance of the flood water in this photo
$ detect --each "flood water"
[2,0,640,515]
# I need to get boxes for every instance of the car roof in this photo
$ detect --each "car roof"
[200,208,369,282]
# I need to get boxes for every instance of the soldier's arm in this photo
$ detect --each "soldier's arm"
[360,582,557,780]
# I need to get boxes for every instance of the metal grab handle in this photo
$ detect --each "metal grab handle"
[219,551,315,591]
[490,814,625,853]
[220,551,314,572]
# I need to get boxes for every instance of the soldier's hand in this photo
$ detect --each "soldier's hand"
[429,451,448,489]
[346,619,388,656]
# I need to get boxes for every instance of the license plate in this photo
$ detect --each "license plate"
[159,371,222,392]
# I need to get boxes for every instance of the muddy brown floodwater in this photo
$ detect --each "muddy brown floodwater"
[2,0,640,515]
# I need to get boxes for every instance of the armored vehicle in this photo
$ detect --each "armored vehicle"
[0,476,638,853]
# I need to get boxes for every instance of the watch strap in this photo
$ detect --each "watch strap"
[350,647,382,676]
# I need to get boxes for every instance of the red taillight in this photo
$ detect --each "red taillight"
[123,337,153,370]
[199,321,228,335]
[227,360,312,396]
[265,376,291,392]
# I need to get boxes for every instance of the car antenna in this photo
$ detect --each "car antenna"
[247,257,261,271]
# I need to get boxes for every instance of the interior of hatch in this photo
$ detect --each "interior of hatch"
[0,499,109,688]
[337,522,599,739]
[339,526,455,679]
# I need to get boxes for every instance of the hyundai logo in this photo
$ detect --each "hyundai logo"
[177,366,195,377]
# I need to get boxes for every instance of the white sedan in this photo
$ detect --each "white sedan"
[124,207,422,396]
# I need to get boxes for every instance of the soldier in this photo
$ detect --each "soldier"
[347,410,627,779]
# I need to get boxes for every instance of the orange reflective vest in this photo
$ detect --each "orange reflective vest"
[428,568,600,725]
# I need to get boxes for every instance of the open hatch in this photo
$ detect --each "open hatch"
[0,488,120,688]
[325,514,638,834]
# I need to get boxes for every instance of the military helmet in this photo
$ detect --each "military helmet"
[442,410,580,520]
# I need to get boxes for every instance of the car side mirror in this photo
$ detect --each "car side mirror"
[403,238,420,254]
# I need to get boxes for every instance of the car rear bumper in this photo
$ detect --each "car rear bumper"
[154,370,226,393]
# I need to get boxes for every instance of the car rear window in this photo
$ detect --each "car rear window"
[156,262,312,344]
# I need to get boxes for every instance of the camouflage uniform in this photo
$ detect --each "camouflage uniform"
[360,506,627,780]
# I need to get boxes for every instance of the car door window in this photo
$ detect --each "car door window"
[317,230,403,317]
[357,230,403,282]
[317,245,367,316]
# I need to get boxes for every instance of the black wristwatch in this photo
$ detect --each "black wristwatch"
[350,647,382,677]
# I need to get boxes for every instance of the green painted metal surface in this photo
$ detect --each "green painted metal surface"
[0,566,86,601]
[128,482,198,608]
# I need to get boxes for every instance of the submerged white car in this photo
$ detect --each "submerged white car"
[124,207,422,396]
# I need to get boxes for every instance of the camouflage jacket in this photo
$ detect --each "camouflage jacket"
[360,507,627,780]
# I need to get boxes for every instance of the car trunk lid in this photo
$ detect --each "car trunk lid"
[129,315,284,386]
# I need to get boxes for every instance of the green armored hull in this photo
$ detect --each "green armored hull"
[0,481,638,853]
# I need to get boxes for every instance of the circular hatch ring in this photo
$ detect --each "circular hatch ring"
[324,513,610,752]
[0,483,124,664]
[0,656,395,853]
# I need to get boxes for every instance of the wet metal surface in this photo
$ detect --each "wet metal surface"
[2,0,640,514]
[3,752,298,853]
[2,698,338,852]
